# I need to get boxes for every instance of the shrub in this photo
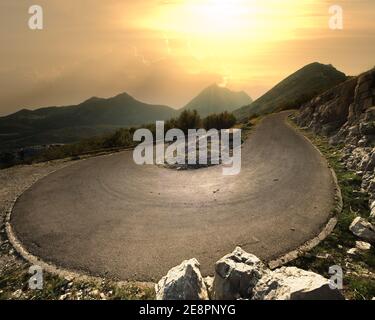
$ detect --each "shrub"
[203,111,237,130]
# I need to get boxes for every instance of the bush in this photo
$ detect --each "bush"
[203,112,237,130]
[26,110,238,165]
[103,128,132,148]
[176,110,202,133]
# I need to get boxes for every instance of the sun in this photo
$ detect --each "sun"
[140,0,259,38]
[131,0,321,89]
[185,0,257,36]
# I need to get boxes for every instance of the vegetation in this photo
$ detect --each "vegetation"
[234,62,347,120]
[0,262,155,300]
[203,112,237,130]
[289,119,375,300]
[166,109,203,133]
[0,111,238,166]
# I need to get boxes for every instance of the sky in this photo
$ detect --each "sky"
[0,0,374,116]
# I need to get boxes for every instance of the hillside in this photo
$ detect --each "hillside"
[182,84,252,117]
[234,62,347,120]
[0,93,177,151]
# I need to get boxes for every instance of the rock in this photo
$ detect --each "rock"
[360,122,375,136]
[12,289,23,299]
[59,293,71,300]
[356,241,372,251]
[359,153,371,171]
[204,276,214,300]
[349,217,375,243]
[99,293,107,300]
[347,248,358,256]
[155,258,208,300]
[371,206,375,219]
[315,253,330,259]
[90,289,99,296]
[212,247,265,300]
[252,267,344,300]
[365,152,375,172]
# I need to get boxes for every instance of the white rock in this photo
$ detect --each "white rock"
[204,276,214,299]
[212,247,265,300]
[155,258,208,300]
[349,217,375,243]
[356,241,372,251]
[12,289,23,298]
[59,293,71,300]
[371,206,375,219]
[90,289,99,296]
[252,267,344,300]
[347,248,358,256]
[100,293,107,300]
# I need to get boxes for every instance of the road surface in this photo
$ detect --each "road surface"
[11,112,334,281]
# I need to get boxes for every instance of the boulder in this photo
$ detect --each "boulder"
[252,267,344,300]
[356,241,372,251]
[212,247,265,300]
[349,217,375,243]
[155,259,209,300]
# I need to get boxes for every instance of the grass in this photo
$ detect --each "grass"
[289,118,375,300]
[0,229,155,300]
[0,262,156,300]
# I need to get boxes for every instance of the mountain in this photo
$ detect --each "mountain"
[0,92,177,151]
[181,84,253,117]
[234,62,347,120]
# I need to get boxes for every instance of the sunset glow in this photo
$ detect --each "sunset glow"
[0,0,374,114]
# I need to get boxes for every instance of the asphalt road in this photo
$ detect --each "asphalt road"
[11,112,334,281]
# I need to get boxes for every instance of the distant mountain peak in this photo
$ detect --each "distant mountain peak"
[182,84,252,117]
[113,92,134,100]
[82,96,103,104]
[234,62,347,120]
[0,92,177,151]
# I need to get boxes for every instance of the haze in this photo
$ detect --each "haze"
[0,0,374,116]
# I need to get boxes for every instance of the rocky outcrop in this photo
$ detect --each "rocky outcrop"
[252,267,344,300]
[155,259,209,300]
[156,248,344,300]
[296,68,375,245]
[297,77,358,136]
[296,67,375,212]
[212,247,265,300]
[296,69,375,144]
[349,217,375,244]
